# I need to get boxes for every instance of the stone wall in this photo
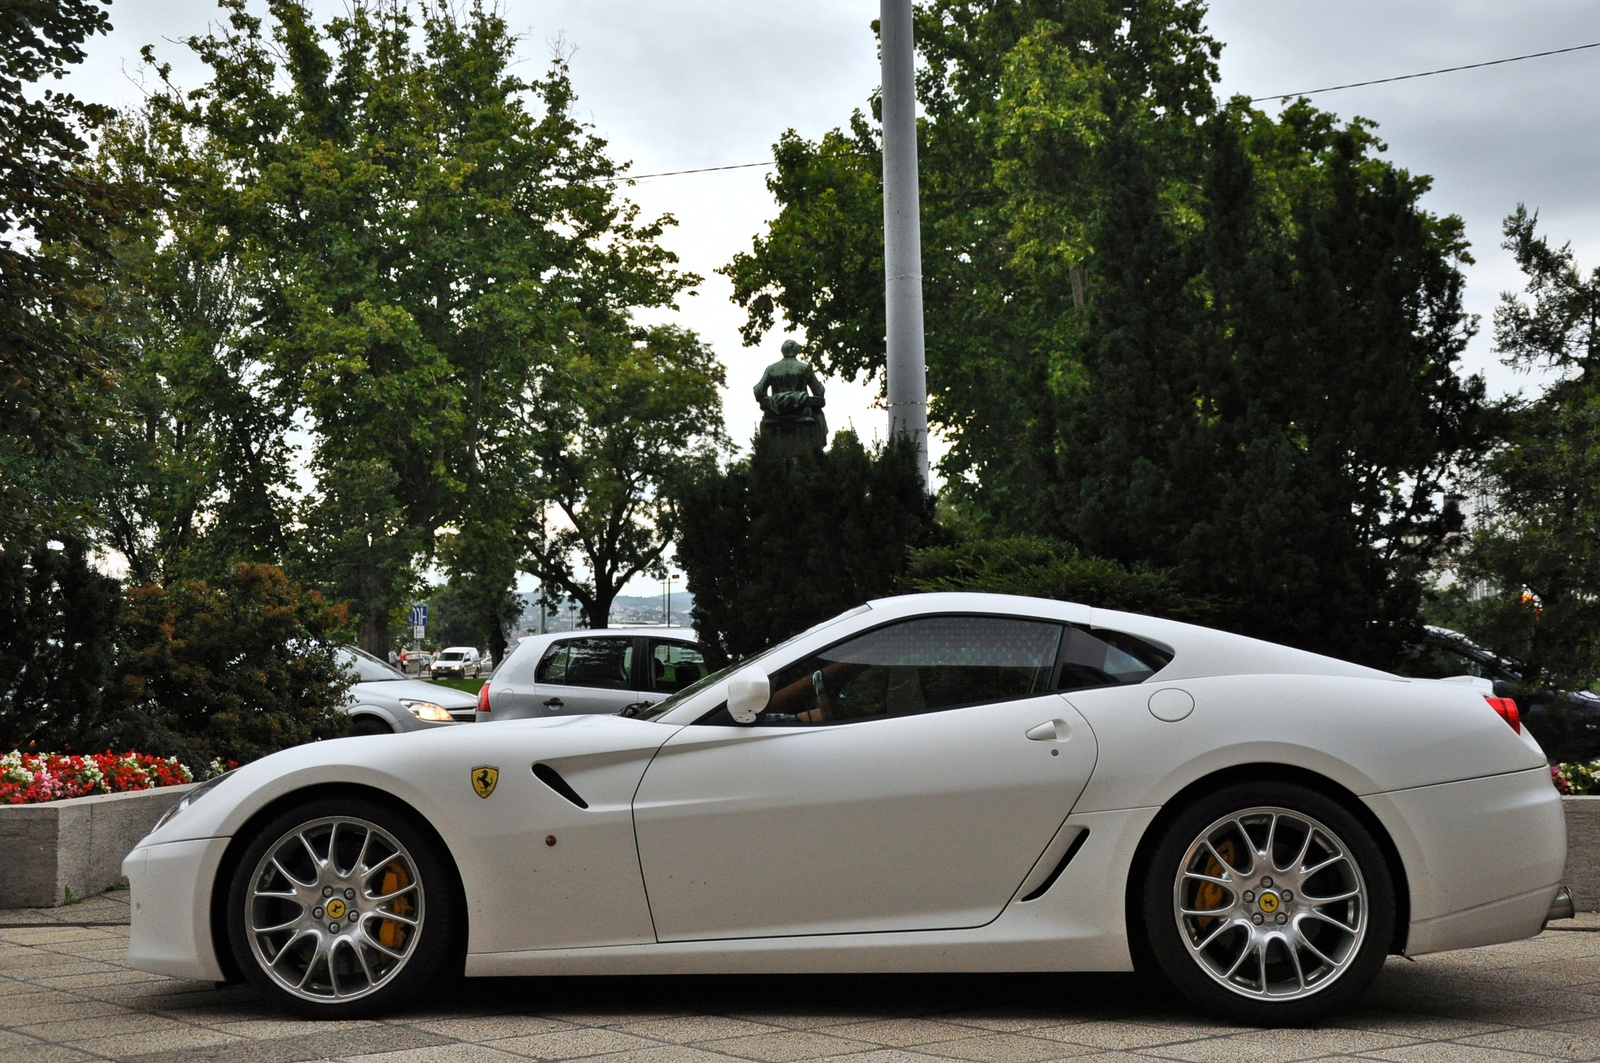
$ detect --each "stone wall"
[0,784,195,908]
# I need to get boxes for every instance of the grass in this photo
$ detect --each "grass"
[427,676,486,695]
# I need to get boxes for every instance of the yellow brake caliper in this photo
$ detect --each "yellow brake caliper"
[1193,838,1236,932]
[377,862,413,950]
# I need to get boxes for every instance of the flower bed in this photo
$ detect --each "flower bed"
[0,751,229,805]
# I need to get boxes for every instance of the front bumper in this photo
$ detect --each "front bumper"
[124,837,231,981]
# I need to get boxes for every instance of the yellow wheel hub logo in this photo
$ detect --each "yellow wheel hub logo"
[325,898,346,919]
[472,765,499,799]
[1258,891,1281,914]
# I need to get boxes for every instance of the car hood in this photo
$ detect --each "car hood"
[352,678,478,708]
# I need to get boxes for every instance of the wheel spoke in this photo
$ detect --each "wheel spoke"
[1301,852,1342,878]
[1184,870,1231,887]
[1262,813,1280,868]
[368,882,418,905]
[252,913,303,935]
[1287,938,1307,992]
[271,857,314,888]
[1305,908,1358,934]
[1294,924,1340,968]
[298,832,324,871]
[1305,886,1361,904]
[1203,839,1240,877]
[1193,917,1237,952]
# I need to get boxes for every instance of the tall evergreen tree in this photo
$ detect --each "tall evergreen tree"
[725,0,1486,663]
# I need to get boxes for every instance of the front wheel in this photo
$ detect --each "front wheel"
[1141,781,1395,1026]
[226,796,462,1017]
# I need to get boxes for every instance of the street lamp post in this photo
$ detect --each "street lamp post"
[880,0,929,487]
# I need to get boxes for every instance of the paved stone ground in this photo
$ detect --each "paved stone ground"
[6,895,1600,1063]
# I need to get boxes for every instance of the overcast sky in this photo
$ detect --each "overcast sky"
[64,0,1600,594]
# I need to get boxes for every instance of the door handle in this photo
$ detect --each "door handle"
[1026,719,1069,741]
[543,698,564,709]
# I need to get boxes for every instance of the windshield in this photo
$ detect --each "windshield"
[634,604,872,721]
[342,647,405,682]
[439,651,465,661]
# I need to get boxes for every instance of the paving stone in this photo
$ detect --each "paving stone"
[918,1033,1094,1062]
[339,1045,530,1063]
[696,1029,883,1061]
[117,1026,456,1062]
[489,1026,663,1059]
[617,1015,784,1043]
[408,1015,577,1041]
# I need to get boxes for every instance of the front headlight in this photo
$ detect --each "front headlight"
[153,772,232,832]
[401,699,454,722]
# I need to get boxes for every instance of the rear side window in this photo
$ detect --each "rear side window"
[537,638,634,689]
[1056,626,1173,691]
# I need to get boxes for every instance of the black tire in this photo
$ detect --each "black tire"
[1140,781,1395,1026]
[349,716,392,737]
[226,796,464,1018]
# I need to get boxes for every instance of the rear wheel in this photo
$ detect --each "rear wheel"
[1141,781,1395,1025]
[226,797,462,1017]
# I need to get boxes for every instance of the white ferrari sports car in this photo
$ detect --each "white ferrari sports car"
[123,593,1569,1025]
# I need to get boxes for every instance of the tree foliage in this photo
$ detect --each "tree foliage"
[725,0,1487,664]
[524,325,726,630]
[675,433,939,666]
[0,538,122,751]
[154,0,716,647]
[905,537,1209,620]
[0,0,118,544]
[1445,210,1600,689]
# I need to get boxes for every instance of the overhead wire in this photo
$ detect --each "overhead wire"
[607,38,1600,183]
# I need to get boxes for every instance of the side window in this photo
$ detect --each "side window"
[1056,626,1173,691]
[536,644,570,684]
[538,638,634,689]
[649,641,707,694]
[753,616,1063,726]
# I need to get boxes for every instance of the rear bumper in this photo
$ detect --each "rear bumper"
[1364,766,1566,957]
[124,836,230,981]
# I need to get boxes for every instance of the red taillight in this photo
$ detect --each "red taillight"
[1486,695,1520,733]
[477,681,491,713]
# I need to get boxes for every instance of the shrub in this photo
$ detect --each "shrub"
[104,564,353,765]
[905,537,1212,621]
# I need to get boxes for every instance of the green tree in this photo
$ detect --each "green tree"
[71,110,291,583]
[676,433,939,666]
[0,538,122,751]
[523,325,726,630]
[160,0,705,647]
[293,458,420,653]
[725,1,1486,663]
[1,0,119,544]
[1446,209,1600,689]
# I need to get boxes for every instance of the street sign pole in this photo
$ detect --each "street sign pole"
[881,0,929,488]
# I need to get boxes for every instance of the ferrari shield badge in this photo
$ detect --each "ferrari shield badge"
[471,765,499,799]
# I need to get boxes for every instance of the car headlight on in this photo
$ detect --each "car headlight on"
[153,772,232,831]
[401,699,454,722]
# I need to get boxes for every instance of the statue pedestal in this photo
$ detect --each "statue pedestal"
[759,417,828,455]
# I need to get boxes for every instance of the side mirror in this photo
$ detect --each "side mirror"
[726,666,770,724]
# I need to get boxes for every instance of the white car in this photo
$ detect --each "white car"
[429,647,483,679]
[123,593,1568,1025]
[477,629,707,720]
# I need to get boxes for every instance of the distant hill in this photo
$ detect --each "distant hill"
[512,591,694,633]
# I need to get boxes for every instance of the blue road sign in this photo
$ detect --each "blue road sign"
[409,605,428,629]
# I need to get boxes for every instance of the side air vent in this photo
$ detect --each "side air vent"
[531,763,589,809]
[1019,829,1090,902]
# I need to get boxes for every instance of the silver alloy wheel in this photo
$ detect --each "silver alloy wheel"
[1173,805,1368,1000]
[243,816,425,1003]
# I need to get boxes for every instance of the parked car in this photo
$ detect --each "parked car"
[475,629,706,721]
[430,646,484,679]
[127,593,1567,1025]
[336,647,477,735]
[1393,625,1600,763]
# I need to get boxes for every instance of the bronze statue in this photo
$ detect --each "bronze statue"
[754,339,827,451]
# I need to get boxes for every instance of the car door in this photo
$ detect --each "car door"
[533,636,642,715]
[631,614,1099,941]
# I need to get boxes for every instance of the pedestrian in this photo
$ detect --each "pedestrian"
[388,647,399,669]
[399,647,409,673]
